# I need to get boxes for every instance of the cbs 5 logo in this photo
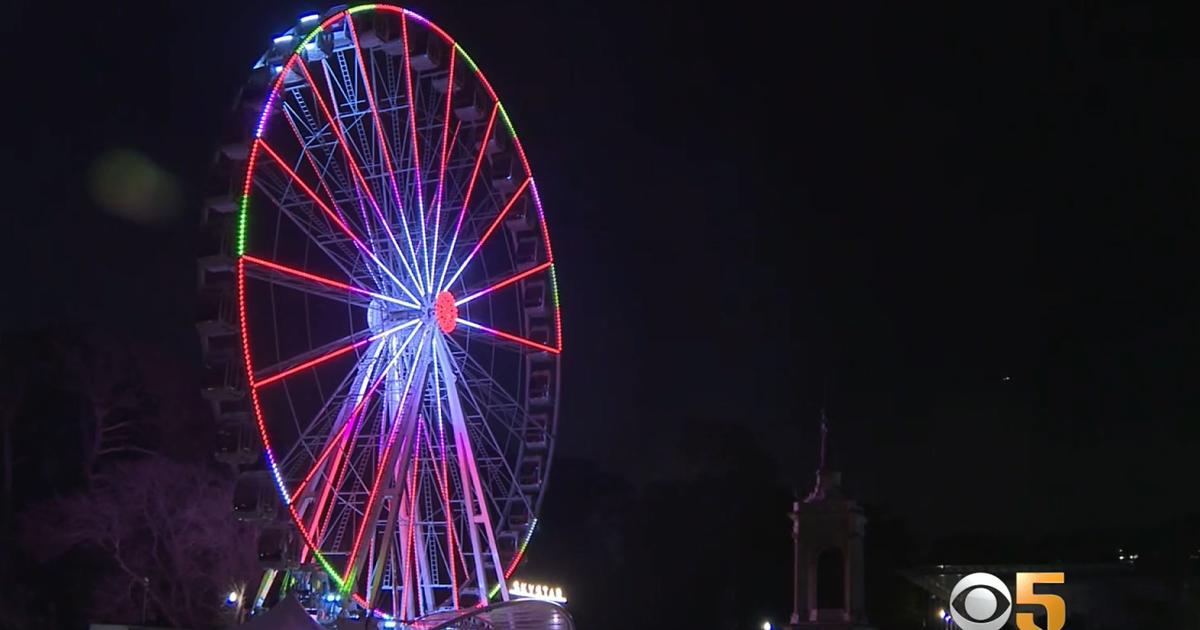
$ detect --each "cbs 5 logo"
[949,572,1065,630]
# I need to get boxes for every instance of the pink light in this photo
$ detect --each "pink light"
[454,261,551,307]
[243,255,409,307]
[454,318,560,355]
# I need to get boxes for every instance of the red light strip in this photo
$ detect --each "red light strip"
[427,47,457,290]
[442,177,530,290]
[454,318,560,355]
[454,261,551,307]
[524,184,559,353]
[426,361,459,607]
[243,255,409,307]
[344,330,430,587]
[347,17,426,295]
[436,420,460,607]
[293,421,351,503]
[400,13,430,291]
[294,60,425,296]
[255,339,371,388]
[436,103,499,292]
[291,333,413,501]
[281,104,350,228]
[255,319,417,388]
[400,422,422,618]
[309,340,405,557]
[256,139,417,304]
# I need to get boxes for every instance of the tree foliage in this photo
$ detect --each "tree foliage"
[23,457,258,628]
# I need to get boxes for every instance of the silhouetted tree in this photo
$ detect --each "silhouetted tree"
[55,334,160,482]
[23,457,258,628]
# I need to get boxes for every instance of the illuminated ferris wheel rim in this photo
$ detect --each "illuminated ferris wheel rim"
[231,3,562,620]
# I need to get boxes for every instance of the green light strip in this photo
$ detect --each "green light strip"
[236,194,250,255]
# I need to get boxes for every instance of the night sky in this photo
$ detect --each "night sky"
[4,0,1197,547]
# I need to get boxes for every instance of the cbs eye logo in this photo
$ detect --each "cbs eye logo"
[949,572,1065,630]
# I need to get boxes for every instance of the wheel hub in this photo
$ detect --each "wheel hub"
[434,290,458,333]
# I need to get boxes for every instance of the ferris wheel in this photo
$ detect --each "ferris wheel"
[197,4,562,624]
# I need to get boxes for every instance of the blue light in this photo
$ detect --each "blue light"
[382,621,398,629]
[274,34,295,45]
[325,592,338,603]
[300,14,320,23]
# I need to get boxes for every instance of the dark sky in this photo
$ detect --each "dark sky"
[4,1,1197,538]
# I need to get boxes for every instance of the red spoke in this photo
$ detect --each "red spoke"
[401,13,430,287]
[436,103,499,292]
[255,319,418,388]
[243,255,409,307]
[296,325,420,566]
[281,107,345,224]
[344,330,430,587]
[295,59,424,295]
[398,421,422,617]
[454,261,551,307]
[255,339,369,389]
[442,177,531,290]
[347,17,426,294]
[294,422,350,502]
[428,47,457,290]
[256,139,417,303]
[291,336,411,501]
[454,317,560,355]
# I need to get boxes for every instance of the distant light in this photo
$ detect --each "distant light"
[226,591,240,605]
[325,592,338,603]
[274,34,294,45]
[509,579,567,603]
[943,613,952,622]
[300,14,320,23]
[762,622,772,630]
[272,65,283,75]
[937,608,945,618]
[382,621,397,629]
